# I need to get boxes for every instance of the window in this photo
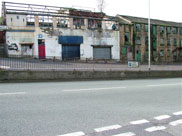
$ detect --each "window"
[11,18,13,22]
[57,17,69,28]
[160,38,164,45]
[122,47,127,55]
[152,38,157,49]
[39,16,53,27]
[136,24,141,32]
[145,49,148,57]
[153,50,157,57]
[125,33,129,44]
[167,38,170,46]
[26,15,35,26]
[145,25,148,32]
[160,50,164,56]
[181,39,182,47]
[23,19,24,22]
[145,36,148,45]
[88,19,102,29]
[17,16,19,19]
[173,38,177,46]
[167,27,171,34]
[152,26,157,35]
[180,50,182,57]
[73,18,85,29]
[173,27,178,34]
[180,28,182,35]
[167,50,170,57]
[160,26,164,33]
[136,36,141,45]
[173,51,177,56]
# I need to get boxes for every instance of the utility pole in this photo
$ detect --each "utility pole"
[148,0,151,71]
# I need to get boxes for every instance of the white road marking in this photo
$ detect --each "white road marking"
[145,126,166,132]
[147,83,181,87]
[57,131,85,136]
[94,125,122,132]
[130,119,149,125]
[173,111,182,115]
[169,119,182,126]
[154,115,171,120]
[0,92,26,96]
[112,132,136,136]
[63,87,126,92]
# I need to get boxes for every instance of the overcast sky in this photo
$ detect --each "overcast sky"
[0,0,181,22]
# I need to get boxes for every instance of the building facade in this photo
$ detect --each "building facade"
[118,15,182,63]
[1,2,120,60]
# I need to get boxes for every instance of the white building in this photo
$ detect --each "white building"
[2,2,120,61]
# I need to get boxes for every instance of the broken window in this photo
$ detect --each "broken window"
[145,25,148,32]
[160,38,164,45]
[167,27,171,34]
[39,16,53,27]
[26,15,35,26]
[173,38,177,46]
[160,50,164,56]
[136,36,141,45]
[152,26,157,35]
[173,27,178,34]
[57,17,69,28]
[145,36,148,45]
[125,32,129,44]
[73,18,84,29]
[160,26,164,33]
[136,24,141,32]
[167,50,170,57]
[88,19,102,29]
[167,38,170,46]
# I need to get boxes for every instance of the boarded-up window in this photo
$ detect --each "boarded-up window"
[173,38,177,46]
[145,25,148,32]
[136,36,141,45]
[152,26,157,35]
[136,24,141,32]
[180,51,182,57]
[160,38,164,45]
[122,47,127,55]
[152,38,157,49]
[167,27,171,34]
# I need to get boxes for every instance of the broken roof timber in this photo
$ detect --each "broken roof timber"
[118,15,182,27]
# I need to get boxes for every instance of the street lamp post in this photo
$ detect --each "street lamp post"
[148,0,151,71]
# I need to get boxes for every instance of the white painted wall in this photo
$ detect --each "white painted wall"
[6,15,27,27]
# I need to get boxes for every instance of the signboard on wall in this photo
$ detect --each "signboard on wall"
[128,61,139,68]
[38,34,43,39]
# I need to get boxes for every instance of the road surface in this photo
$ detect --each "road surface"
[0,78,181,136]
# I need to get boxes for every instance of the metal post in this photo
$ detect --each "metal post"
[148,0,151,71]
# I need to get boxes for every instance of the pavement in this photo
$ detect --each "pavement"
[0,78,182,136]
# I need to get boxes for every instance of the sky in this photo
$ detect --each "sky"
[0,0,181,23]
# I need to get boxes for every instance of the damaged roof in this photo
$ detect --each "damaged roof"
[118,15,182,27]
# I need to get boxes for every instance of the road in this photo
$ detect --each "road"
[0,79,181,136]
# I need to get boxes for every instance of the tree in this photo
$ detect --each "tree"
[97,0,106,12]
